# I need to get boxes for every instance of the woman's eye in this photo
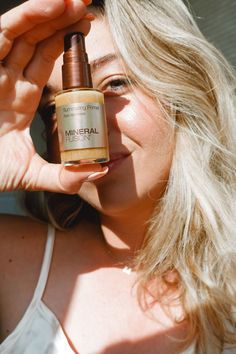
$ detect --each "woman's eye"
[102,77,131,96]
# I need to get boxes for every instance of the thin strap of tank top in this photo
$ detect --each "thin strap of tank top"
[32,224,55,303]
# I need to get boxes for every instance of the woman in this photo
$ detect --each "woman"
[0,0,236,353]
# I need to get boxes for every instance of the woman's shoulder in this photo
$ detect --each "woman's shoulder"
[0,214,49,282]
[0,213,47,251]
[0,214,49,342]
[0,213,45,230]
[0,214,50,275]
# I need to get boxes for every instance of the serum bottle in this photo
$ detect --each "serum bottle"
[55,32,109,165]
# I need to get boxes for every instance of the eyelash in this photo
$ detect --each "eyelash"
[101,76,132,96]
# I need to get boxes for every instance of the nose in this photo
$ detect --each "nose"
[104,96,130,135]
[104,98,114,136]
[104,97,119,134]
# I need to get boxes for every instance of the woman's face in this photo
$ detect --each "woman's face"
[48,18,174,217]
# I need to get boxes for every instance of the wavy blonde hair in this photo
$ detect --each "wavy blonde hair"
[100,0,236,353]
[29,0,236,352]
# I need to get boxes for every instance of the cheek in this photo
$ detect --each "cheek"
[112,95,173,149]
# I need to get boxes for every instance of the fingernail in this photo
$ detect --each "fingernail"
[83,167,109,182]
[83,12,95,21]
[82,0,92,5]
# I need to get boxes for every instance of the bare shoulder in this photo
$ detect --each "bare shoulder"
[0,214,49,341]
[0,213,48,284]
[0,214,48,265]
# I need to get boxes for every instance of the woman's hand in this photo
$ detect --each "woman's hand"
[0,0,108,193]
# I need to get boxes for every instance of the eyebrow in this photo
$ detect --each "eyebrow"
[90,53,117,71]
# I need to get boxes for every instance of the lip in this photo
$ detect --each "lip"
[104,152,130,172]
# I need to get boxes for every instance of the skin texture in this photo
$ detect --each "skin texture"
[0,2,190,354]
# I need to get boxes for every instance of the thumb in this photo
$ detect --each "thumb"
[23,154,108,193]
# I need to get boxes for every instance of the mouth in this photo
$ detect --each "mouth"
[104,152,130,171]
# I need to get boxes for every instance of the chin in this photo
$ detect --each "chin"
[79,176,162,218]
[79,180,136,216]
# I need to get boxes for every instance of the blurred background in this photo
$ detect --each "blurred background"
[0,0,236,215]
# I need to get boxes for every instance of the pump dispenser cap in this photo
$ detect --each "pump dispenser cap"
[62,32,93,90]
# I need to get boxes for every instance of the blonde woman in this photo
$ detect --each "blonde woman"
[0,0,236,353]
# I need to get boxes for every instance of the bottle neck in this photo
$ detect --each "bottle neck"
[62,32,93,90]
[62,61,92,90]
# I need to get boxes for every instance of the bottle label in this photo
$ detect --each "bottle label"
[56,102,108,151]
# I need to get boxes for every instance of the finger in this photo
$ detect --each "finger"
[24,0,88,42]
[23,154,108,193]
[0,0,91,61]
[5,0,89,71]
[24,19,91,87]
[0,0,67,60]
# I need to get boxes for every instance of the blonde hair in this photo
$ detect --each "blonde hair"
[102,0,236,353]
[29,0,236,351]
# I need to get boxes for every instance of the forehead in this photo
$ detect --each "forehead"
[86,17,115,61]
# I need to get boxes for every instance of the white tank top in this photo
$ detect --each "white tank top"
[0,225,234,354]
